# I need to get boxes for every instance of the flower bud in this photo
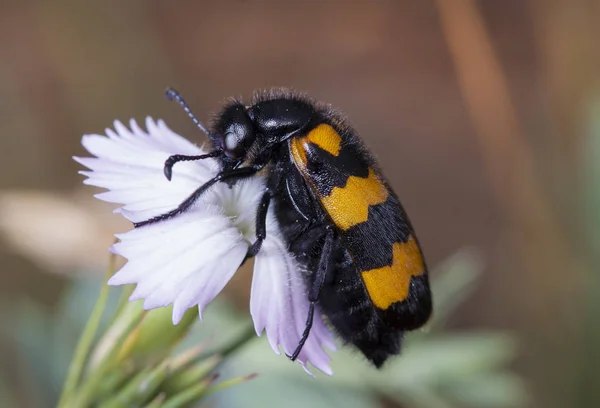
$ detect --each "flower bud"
[117,304,199,365]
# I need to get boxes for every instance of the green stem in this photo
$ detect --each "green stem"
[204,373,258,398]
[109,283,134,326]
[71,310,147,407]
[57,254,116,408]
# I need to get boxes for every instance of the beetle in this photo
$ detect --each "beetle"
[135,88,432,367]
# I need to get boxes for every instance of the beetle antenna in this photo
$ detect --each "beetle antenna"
[165,87,210,137]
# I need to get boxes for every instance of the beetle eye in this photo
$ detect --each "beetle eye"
[215,104,256,160]
[225,132,238,151]
[224,132,245,159]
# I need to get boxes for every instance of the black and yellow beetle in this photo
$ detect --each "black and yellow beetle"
[136,88,433,368]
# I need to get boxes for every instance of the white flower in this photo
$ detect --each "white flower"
[74,118,336,376]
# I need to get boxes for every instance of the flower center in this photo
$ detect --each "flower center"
[214,178,266,246]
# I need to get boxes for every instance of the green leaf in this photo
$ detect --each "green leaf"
[160,374,218,408]
[97,362,168,408]
[162,355,222,395]
[84,362,135,403]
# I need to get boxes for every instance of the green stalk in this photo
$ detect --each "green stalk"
[70,310,147,406]
[160,374,219,408]
[204,373,258,398]
[109,283,134,326]
[57,253,116,408]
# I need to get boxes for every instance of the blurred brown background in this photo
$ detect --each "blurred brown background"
[1,1,599,407]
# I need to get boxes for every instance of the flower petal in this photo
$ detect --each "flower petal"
[74,118,220,223]
[75,118,260,324]
[109,208,247,324]
[251,213,336,376]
